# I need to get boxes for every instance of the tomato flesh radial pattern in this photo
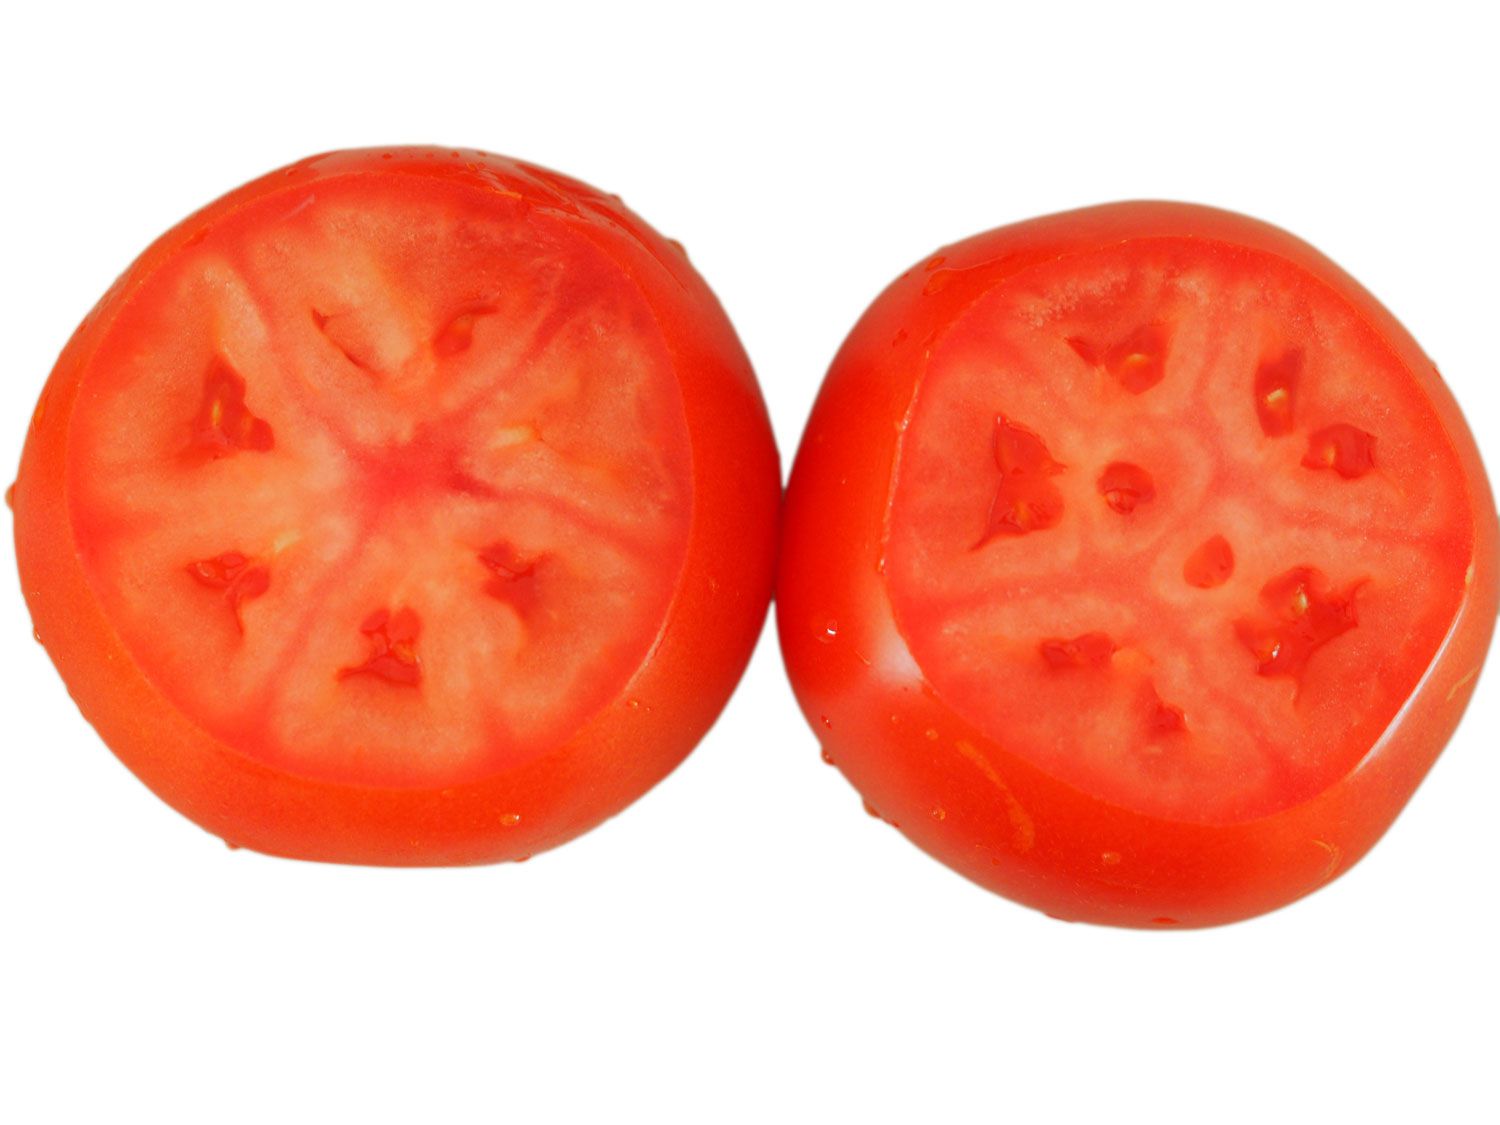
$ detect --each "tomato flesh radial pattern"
[67,174,693,787]
[885,240,1472,824]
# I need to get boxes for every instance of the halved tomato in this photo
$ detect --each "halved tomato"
[13,147,779,865]
[778,201,1498,927]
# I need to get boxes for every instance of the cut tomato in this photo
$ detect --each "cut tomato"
[778,202,1498,927]
[14,148,779,864]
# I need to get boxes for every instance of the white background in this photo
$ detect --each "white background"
[3,2,1496,1121]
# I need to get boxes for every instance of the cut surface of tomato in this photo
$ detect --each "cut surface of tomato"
[777,202,1497,926]
[886,239,1471,824]
[70,172,693,787]
[15,149,780,863]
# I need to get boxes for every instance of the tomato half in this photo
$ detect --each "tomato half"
[13,147,779,865]
[778,202,1498,927]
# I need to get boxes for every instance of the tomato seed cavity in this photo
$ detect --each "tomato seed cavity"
[1149,692,1188,734]
[339,607,423,687]
[1098,461,1156,514]
[1183,534,1235,589]
[1039,632,1117,669]
[1302,423,1376,479]
[977,415,1066,545]
[432,303,496,358]
[1068,323,1170,394]
[186,551,270,632]
[1234,566,1361,682]
[478,541,542,616]
[190,360,273,457]
[310,309,376,374]
[1254,348,1302,437]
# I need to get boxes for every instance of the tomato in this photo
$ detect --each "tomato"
[13,147,779,865]
[778,202,1498,928]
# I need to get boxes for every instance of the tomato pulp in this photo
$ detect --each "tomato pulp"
[14,148,779,864]
[778,202,1497,927]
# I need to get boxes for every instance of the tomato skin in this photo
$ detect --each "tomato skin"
[777,202,1498,927]
[14,148,780,865]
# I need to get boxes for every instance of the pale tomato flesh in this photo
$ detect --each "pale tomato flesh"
[886,240,1473,823]
[68,173,693,787]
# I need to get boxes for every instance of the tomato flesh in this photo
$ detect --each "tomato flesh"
[887,239,1471,823]
[67,173,693,787]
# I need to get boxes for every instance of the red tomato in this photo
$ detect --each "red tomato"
[13,147,779,865]
[778,202,1498,927]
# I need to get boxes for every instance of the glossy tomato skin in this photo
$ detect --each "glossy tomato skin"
[14,147,780,865]
[778,202,1498,928]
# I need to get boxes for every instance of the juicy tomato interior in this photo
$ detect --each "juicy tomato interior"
[885,240,1474,824]
[68,172,693,787]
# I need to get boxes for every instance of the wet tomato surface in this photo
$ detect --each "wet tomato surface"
[14,147,779,864]
[778,202,1497,927]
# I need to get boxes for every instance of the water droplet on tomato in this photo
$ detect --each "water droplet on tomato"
[3,482,14,510]
[499,813,521,827]
[820,714,833,730]
[862,799,882,819]
[930,806,947,822]
[820,748,835,765]
[924,728,939,741]
[1100,851,1122,866]
[817,618,839,642]
[923,269,958,296]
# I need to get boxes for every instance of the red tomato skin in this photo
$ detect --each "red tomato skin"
[777,202,1498,927]
[14,148,780,865]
